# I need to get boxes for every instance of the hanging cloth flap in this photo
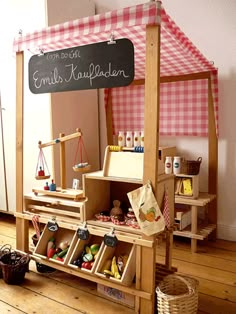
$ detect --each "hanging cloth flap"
[127,183,165,236]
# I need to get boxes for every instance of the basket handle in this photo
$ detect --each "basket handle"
[0,244,11,255]
[197,157,202,163]
[160,275,196,300]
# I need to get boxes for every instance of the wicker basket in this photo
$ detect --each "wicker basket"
[156,274,199,314]
[182,157,202,175]
[0,251,30,284]
[0,244,12,278]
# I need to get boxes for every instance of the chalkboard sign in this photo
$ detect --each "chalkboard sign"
[29,38,134,94]
[77,226,89,240]
[104,233,118,248]
[47,221,59,232]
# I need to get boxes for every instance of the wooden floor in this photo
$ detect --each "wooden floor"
[0,213,235,314]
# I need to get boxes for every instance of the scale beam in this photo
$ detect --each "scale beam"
[38,129,82,148]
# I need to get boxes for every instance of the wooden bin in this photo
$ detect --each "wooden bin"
[33,225,77,265]
[68,234,104,274]
[95,241,136,286]
[175,174,199,199]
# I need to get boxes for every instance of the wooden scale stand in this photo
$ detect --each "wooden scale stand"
[33,128,90,201]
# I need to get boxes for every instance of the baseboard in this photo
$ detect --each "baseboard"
[217,223,236,241]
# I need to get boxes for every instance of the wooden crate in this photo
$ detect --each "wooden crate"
[68,234,104,274]
[175,174,199,199]
[175,208,191,230]
[95,241,136,286]
[102,146,176,179]
[33,224,77,265]
[97,284,135,308]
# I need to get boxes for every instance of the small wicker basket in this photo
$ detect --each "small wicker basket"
[182,157,202,175]
[0,244,12,278]
[156,274,199,314]
[0,251,30,285]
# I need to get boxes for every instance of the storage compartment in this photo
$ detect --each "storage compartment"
[24,194,85,222]
[68,234,104,273]
[83,173,141,222]
[33,224,76,265]
[95,241,136,286]
[175,174,199,199]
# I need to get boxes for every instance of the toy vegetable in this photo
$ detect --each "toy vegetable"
[47,237,55,258]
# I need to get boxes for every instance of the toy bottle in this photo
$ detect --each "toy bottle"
[126,131,133,148]
[165,156,172,174]
[173,156,181,174]
[140,131,144,147]
[134,131,140,147]
[118,131,125,147]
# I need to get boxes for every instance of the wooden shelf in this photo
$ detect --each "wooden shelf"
[175,192,216,206]
[174,192,216,253]
[31,188,84,201]
[85,170,173,184]
[174,224,216,240]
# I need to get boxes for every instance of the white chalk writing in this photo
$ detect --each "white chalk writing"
[32,62,130,89]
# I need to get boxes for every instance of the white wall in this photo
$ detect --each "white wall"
[95,0,236,241]
[0,0,51,212]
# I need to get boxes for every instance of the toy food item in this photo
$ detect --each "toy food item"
[111,256,121,279]
[59,241,69,250]
[117,255,128,274]
[110,200,123,217]
[101,259,112,275]
[83,253,93,262]
[57,247,69,258]
[90,244,100,255]
[47,247,56,258]
[47,237,55,258]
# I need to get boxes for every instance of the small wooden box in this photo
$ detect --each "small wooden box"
[102,146,176,179]
[175,174,199,199]
[175,209,191,230]
[33,224,76,265]
[97,284,135,308]
[68,234,104,274]
[95,241,136,286]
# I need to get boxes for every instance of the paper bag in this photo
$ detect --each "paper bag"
[127,183,165,236]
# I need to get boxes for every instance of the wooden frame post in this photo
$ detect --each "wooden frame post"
[139,24,161,314]
[208,77,218,237]
[16,51,29,251]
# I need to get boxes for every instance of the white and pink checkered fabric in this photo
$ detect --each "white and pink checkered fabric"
[108,71,218,136]
[13,1,218,136]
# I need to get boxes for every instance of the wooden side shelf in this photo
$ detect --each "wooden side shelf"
[174,192,216,253]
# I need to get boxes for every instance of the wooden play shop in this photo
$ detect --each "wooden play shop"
[13,1,218,313]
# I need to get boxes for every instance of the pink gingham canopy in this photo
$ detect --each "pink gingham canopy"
[13,1,218,136]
